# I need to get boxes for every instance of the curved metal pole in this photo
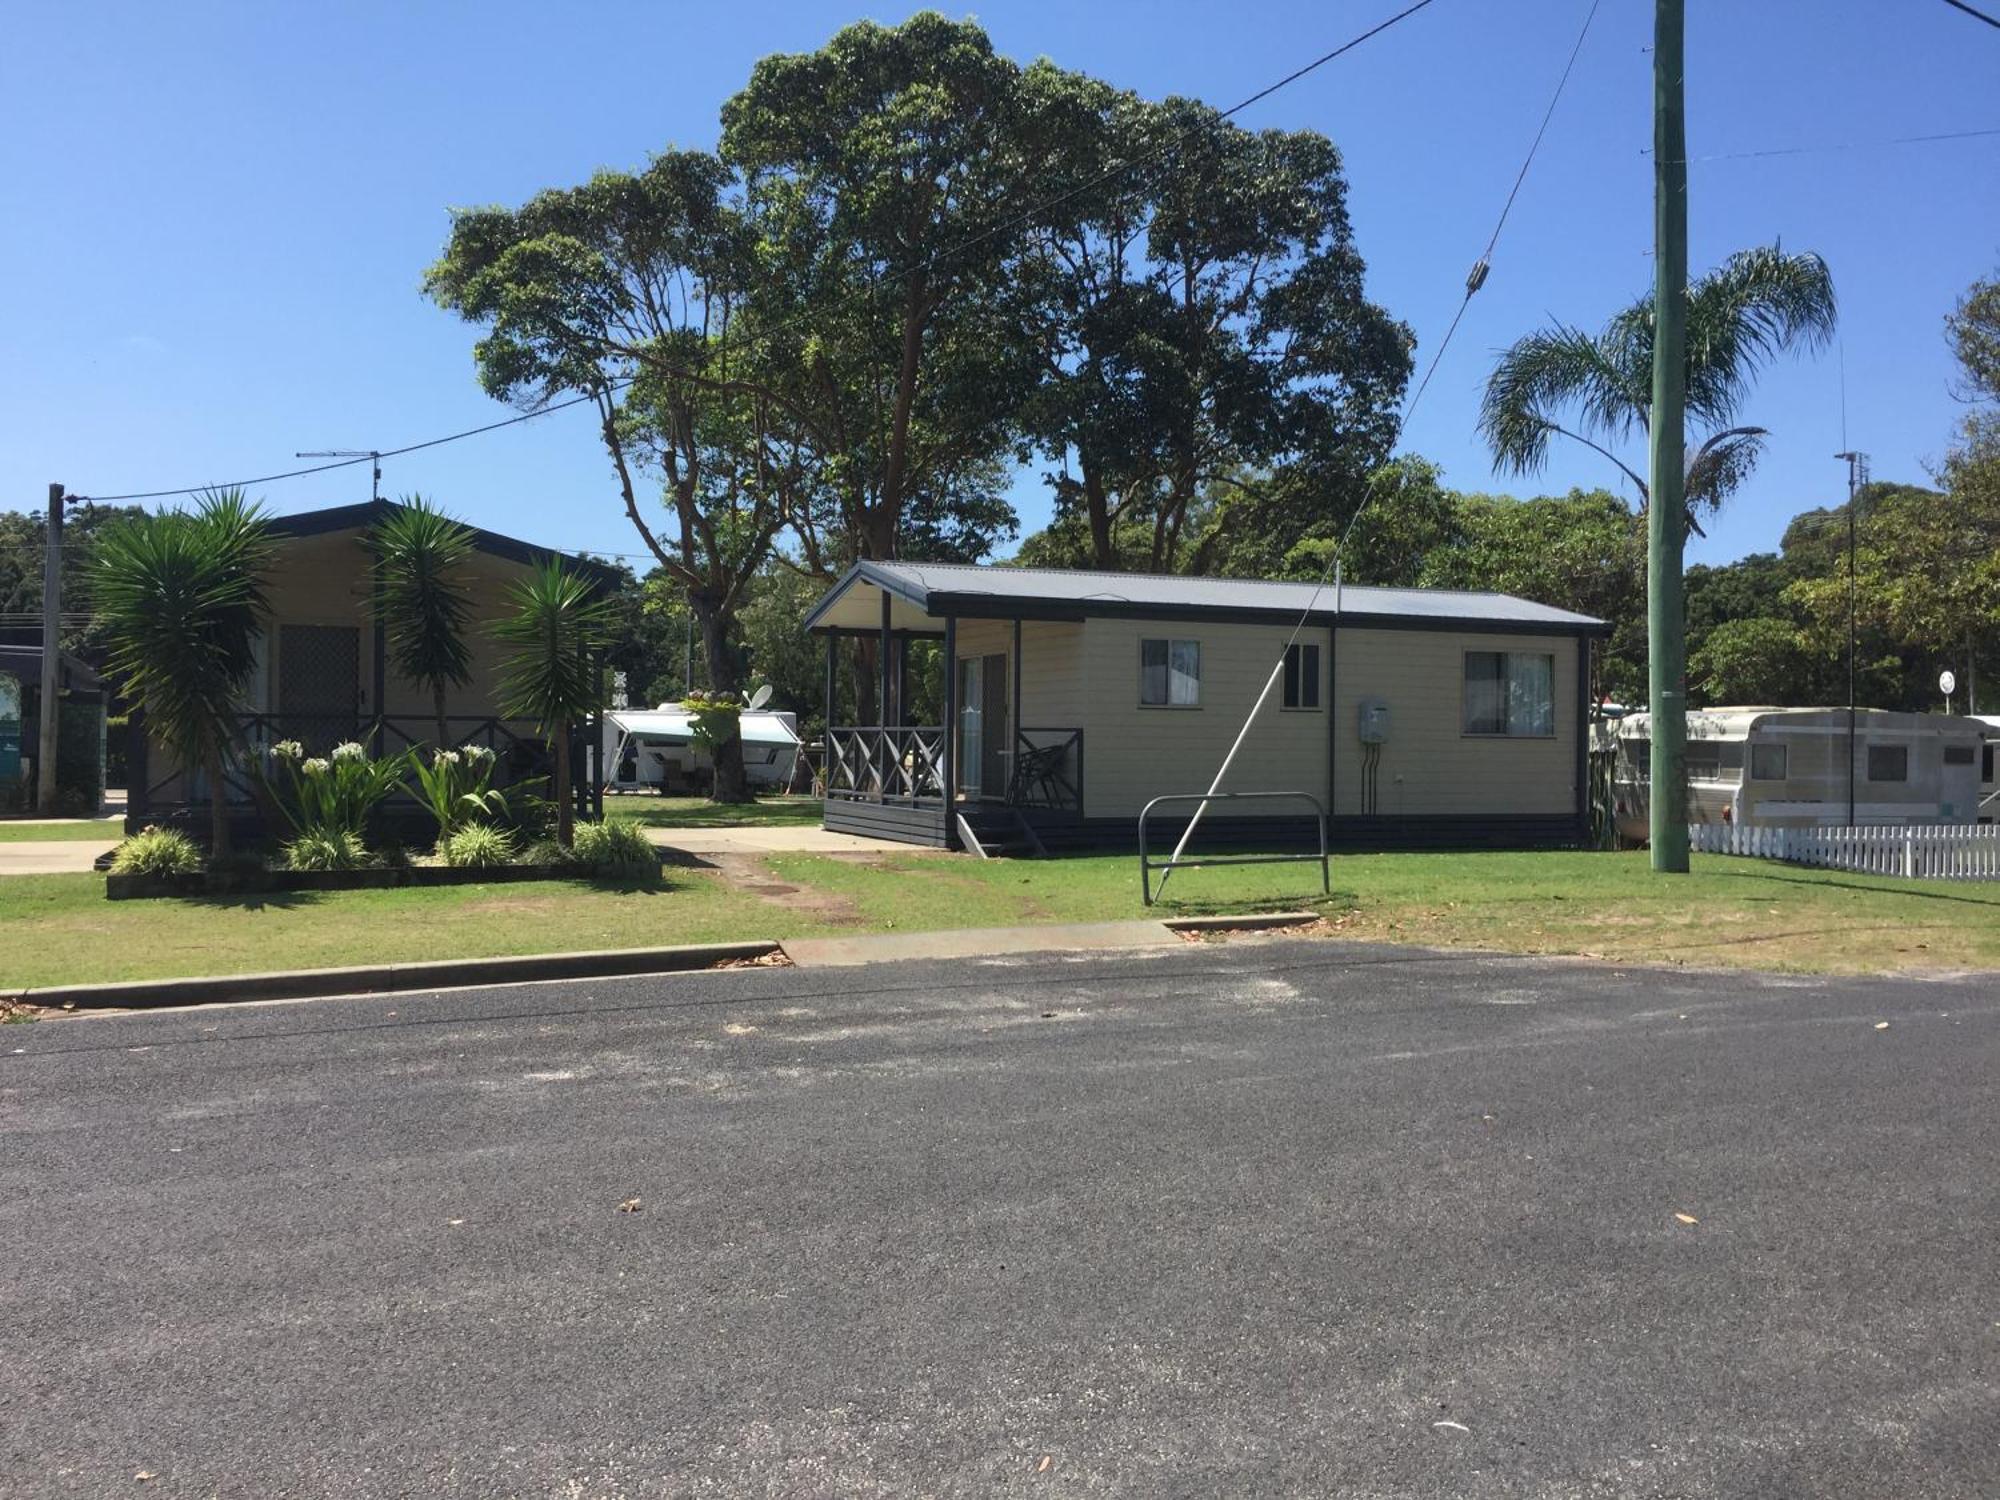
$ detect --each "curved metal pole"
[1153,656,1285,898]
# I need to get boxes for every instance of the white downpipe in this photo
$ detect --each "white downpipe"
[1153,655,1287,898]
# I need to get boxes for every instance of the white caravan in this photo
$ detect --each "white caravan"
[603,705,802,794]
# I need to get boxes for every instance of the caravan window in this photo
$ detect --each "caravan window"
[1867,744,1908,782]
[1139,639,1201,707]
[1281,642,1321,710]
[1750,743,1788,781]
[1463,651,1555,737]
[1943,744,1975,766]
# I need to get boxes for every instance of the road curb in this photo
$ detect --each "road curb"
[1162,911,1321,933]
[20,942,784,1012]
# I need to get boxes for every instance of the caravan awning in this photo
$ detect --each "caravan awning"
[606,709,800,748]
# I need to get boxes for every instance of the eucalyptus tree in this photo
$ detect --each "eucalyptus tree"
[425,150,799,800]
[1480,245,1837,534]
[88,489,273,856]
[1011,66,1412,571]
[369,494,474,748]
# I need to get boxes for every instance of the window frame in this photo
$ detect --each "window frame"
[1748,742,1788,782]
[1138,637,1203,709]
[1866,742,1909,783]
[1461,649,1558,739]
[1280,641,1322,712]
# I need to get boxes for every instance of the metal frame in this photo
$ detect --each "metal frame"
[1137,790,1330,906]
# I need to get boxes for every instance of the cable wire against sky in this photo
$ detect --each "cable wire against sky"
[76,0,1445,509]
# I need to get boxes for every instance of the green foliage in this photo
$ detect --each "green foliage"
[1481,245,1836,528]
[0,501,149,657]
[369,496,476,741]
[680,690,744,759]
[283,829,370,872]
[568,818,657,879]
[1688,617,1815,706]
[1946,269,2000,405]
[86,489,273,853]
[493,559,615,844]
[406,743,509,840]
[441,822,518,869]
[110,826,203,877]
[261,739,410,841]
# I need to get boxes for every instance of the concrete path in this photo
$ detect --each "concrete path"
[0,841,115,875]
[641,824,934,855]
[783,918,1182,967]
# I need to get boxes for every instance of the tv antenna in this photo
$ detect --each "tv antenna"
[295,448,383,502]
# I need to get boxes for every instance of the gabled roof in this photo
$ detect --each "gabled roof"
[804,559,1608,635]
[268,500,624,590]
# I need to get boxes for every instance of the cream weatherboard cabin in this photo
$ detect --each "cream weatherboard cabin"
[803,561,1607,853]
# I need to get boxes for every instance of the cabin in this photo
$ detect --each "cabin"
[127,500,622,835]
[1610,706,1992,839]
[802,561,1608,853]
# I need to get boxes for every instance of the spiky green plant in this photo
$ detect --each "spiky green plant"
[407,743,512,841]
[492,559,613,847]
[109,825,203,877]
[568,818,657,879]
[441,821,517,869]
[88,490,273,856]
[369,495,476,747]
[283,829,370,871]
[1481,245,1837,534]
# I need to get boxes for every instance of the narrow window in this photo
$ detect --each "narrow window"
[1140,639,1201,707]
[1942,743,1975,766]
[1464,651,1555,737]
[1866,744,1908,782]
[1282,642,1321,710]
[1749,742,1788,781]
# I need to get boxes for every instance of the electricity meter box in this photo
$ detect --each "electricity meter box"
[1358,698,1391,745]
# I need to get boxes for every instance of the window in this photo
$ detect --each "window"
[1282,642,1321,710]
[1750,742,1788,781]
[1866,743,1908,782]
[1463,651,1555,737]
[1140,638,1201,707]
[1943,743,1975,767]
[1984,744,1995,783]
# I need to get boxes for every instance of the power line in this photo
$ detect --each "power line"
[1674,125,2000,163]
[1942,0,2000,29]
[72,0,1445,510]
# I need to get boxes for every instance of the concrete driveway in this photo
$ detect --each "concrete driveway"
[640,823,938,855]
[4,943,1995,1496]
[0,839,116,875]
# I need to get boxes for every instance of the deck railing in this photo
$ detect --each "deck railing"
[1690,821,2000,881]
[825,725,947,806]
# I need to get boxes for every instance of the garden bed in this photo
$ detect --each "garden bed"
[104,857,655,901]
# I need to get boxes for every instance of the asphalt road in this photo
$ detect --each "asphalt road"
[4,941,1997,1498]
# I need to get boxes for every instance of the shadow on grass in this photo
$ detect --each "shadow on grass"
[1142,891,1358,918]
[180,890,331,914]
[1710,867,2000,910]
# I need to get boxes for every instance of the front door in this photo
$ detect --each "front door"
[957,652,1009,800]
[278,623,361,752]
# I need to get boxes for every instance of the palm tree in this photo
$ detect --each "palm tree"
[493,558,614,846]
[1481,244,1836,534]
[88,489,273,857]
[370,495,475,747]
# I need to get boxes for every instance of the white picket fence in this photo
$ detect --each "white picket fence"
[1688,821,2000,881]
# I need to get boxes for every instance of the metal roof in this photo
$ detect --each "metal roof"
[605,708,801,748]
[804,559,1607,633]
[268,500,625,590]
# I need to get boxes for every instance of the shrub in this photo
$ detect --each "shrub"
[110,826,203,877]
[283,830,370,871]
[442,822,518,869]
[260,739,409,841]
[521,837,574,868]
[406,744,511,840]
[569,819,657,878]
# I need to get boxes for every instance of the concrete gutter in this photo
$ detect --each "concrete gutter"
[1164,911,1322,933]
[8,941,782,1012]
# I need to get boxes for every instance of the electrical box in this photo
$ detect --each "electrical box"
[1358,698,1390,745]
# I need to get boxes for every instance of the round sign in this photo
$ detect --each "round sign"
[1939,669,1957,697]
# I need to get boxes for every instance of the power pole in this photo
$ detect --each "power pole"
[36,483,65,814]
[1647,0,1689,872]
[1835,450,1868,826]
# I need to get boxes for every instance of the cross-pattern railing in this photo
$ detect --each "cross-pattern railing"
[1008,727,1083,814]
[825,725,947,806]
[1690,821,2000,881]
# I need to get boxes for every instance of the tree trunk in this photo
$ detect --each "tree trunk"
[699,605,751,805]
[434,683,450,751]
[554,726,575,847]
[1083,459,1114,570]
[203,733,230,860]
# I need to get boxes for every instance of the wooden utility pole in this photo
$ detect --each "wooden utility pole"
[35,483,64,815]
[1647,0,1689,872]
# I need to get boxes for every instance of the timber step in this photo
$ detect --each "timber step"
[955,805,1047,859]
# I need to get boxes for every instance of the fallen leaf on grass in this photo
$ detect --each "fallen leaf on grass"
[1874,1021,1890,1031]
[135,1473,158,1483]
[1036,1456,1053,1473]
[1674,1212,1699,1225]
[1432,1420,1470,1434]
[618,1197,642,1214]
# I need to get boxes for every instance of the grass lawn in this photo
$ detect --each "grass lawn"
[603,794,823,830]
[5,848,1995,991]
[0,821,125,842]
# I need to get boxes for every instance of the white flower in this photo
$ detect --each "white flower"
[331,742,366,763]
[302,757,332,777]
[465,745,495,763]
[271,739,305,762]
[436,749,462,766]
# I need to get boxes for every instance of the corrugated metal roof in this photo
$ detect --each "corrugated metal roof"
[846,560,1605,629]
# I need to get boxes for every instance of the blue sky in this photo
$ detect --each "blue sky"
[3,1,1994,573]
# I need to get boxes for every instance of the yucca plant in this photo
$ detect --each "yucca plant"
[369,495,476,747]
[1481,244,1837,534]
[492,559,613,847]
[88,489,273,857]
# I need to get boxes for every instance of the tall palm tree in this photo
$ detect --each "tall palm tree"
[493,558,614,846]
[89,489,273,856]
[370,495,475,747]
[1481,244,1836,534]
